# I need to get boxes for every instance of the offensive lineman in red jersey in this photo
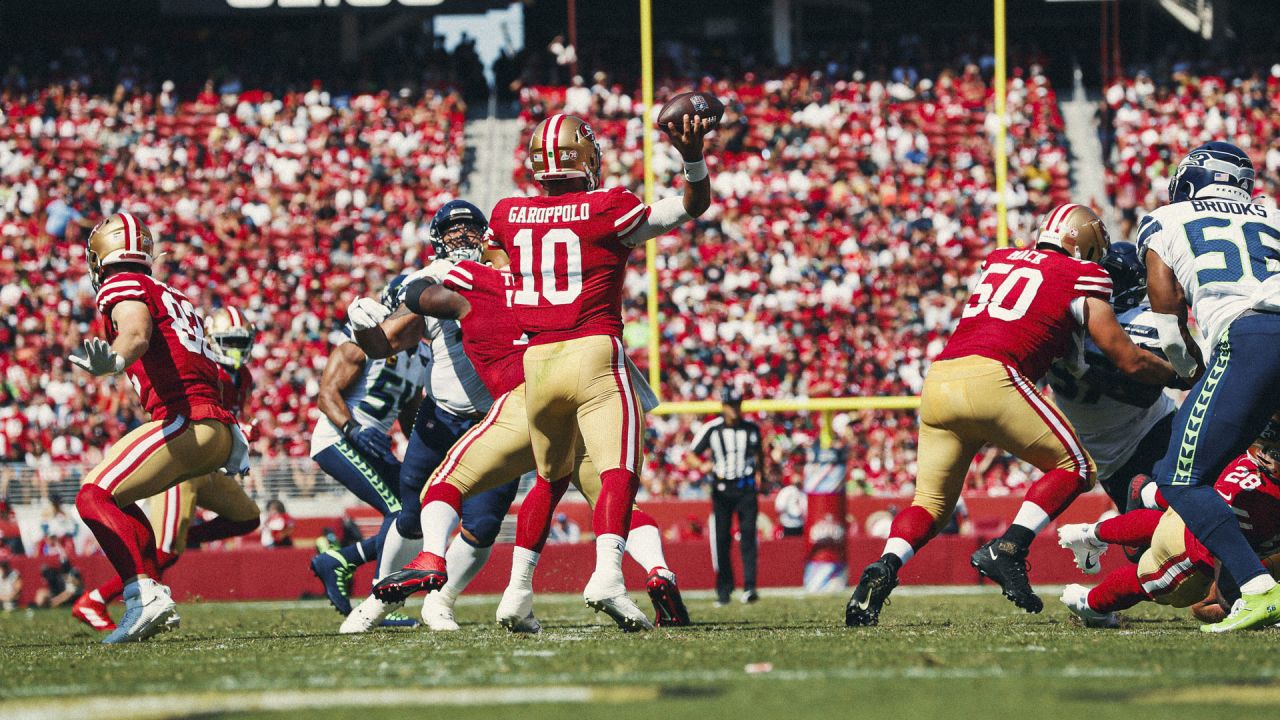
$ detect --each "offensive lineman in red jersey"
[846,204,1178,626]
[72,307,262,632]
[359,241,690,631]
[70,213,249,643]
[380,112,712,629]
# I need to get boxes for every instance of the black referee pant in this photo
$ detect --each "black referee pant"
[712,483,757,603]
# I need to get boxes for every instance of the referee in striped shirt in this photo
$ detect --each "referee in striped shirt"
[688,388,766,605]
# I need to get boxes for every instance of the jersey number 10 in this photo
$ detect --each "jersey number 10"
[962,263,1044,322]
[512,228,584,306]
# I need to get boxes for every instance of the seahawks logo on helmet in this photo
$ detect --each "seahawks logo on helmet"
[1168,141,1255,204]
[380,274,408,311]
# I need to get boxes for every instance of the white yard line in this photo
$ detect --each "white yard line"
[2,685,658,720]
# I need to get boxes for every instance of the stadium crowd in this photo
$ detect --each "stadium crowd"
[11,50,1268,503]
[1102,65,1280,238]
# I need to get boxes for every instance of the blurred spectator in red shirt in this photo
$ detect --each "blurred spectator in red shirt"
[261,499,296,548]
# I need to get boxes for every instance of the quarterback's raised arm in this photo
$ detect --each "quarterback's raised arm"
[619,115,714,248]
[1084,297,1176,385]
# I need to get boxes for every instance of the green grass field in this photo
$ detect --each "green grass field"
[5,588,1280,719]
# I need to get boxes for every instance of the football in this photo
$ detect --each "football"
[657,90,725,133]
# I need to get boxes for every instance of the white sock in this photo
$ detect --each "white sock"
[376,524,423,582]
[1011,502,1052,534]
[439,538,491,605]
[508,546,540,591]
[1140,483,1160,509]
[88,589,104,604]
[594,533,626,584]
[625,524,667,573]
[1240,575,1279,595]
[882,537,916,565]
[419,500,461,557]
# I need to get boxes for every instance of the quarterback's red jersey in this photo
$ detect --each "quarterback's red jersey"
[95,272,234,424]
[218,364,254,418]
[486,186,650,345]
[441,261,528,397]
[1186,453,1280,566]
[936,247,1113,381]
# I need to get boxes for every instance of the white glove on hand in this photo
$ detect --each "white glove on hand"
[1148,312,1198,378]
[69,338,125,376]
[405,258,455,287]
[347,297,392,331]
[219,423,251,477]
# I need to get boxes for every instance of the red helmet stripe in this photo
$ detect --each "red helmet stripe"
[118,212,138,252]
[228,306,242,328]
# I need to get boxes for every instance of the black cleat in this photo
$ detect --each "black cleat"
[646,569,691,627]
[845,558,899,626]
[971,539,1043,613]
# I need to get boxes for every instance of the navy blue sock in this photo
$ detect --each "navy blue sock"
[1162,483,1267,586]
[341,515,395,567]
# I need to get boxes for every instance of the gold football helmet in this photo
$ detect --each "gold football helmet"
[86,212,155,289]
[206,306,256,370]
[527,113,601,189]
[1033,203,1110,263]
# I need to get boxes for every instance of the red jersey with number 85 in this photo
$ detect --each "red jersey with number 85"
[95,272,234,424]
[936,247,1113,381]
[486,186,650,345]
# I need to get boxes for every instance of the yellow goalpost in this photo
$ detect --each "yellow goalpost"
[636,0,1007,448]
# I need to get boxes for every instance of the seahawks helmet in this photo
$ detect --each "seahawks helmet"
[1102,242,1146,313]
[379,274,408,312]
[428,200,487,263]
[1168,141,1255,204]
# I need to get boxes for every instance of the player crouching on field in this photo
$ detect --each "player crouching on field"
[1057,417,1280,627]
[845,204,1178,626]
[70,214,250,643]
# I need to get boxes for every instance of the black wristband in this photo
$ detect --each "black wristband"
[403,275,437,315]
[341,420,359,439]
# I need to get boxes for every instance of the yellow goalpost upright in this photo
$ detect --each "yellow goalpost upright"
[635,0,1007,448]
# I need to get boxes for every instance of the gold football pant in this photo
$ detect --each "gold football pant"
[82,416,233,507]
[149,472,260,556]
[424,384,607,504]
[522,335,644,482]
[1136,509,1211,607]
[913,356,1096,524]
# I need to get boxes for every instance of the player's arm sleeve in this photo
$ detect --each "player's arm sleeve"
[95,277,150,317]
[1135,214,1165,266]
[619,196,690,248]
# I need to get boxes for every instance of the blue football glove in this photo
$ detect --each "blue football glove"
[345,424,396,465]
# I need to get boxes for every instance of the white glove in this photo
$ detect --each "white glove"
[69,338,125,376]
[405,258,455,286]
[347,297,392,331]
[1148,312,1198,378]
[219,423,251,477]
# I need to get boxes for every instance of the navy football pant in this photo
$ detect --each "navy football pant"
[1154,312,1280,588]
[394,398,520,547]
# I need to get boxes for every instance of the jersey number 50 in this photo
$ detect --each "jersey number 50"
[962,263,1043,322]
[512,228,583,306]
